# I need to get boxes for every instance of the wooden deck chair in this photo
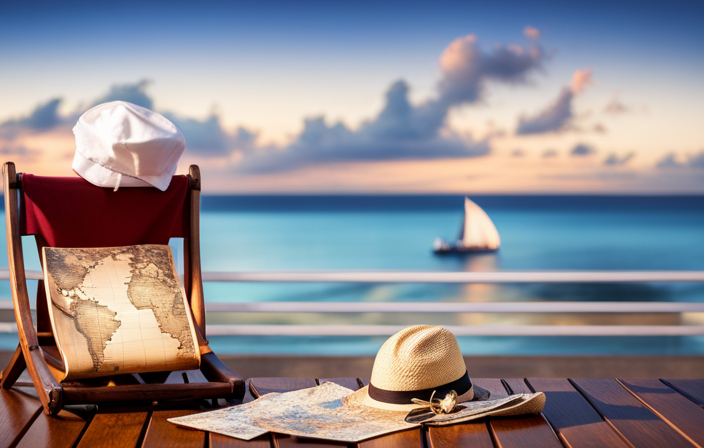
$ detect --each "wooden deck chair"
[0,162,244,415]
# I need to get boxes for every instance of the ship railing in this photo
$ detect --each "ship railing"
[1,269,703,336]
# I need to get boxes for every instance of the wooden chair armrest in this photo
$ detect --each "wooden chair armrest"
[200,352,245,398]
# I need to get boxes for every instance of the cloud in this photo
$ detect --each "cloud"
[236,33,546,172]
[1,30,548,174]
[89,80,153,110]
[603,152,634,166]
[163,112,248,156]
[516,69,593,135]
[689,151,704,168]
[656,153,681,168]
[523,26,540,40]
[542,149,558,158]
[0,98,64,138]
[0,144,38,156]
[604,96,630,115]
[570,69,593,94]
[436,34,546,108]
[571,143,596,156]
[593,123,607,134]
[657,151,704,169]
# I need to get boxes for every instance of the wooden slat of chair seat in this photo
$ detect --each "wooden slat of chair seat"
[62,381,234,404]
[662,379,704,408]
[426,378,500,448]
[141,410,206,448]
[499,379,562,448]
[618,378,704,446]
[76,412,150,448]
[571,378,692,448]
[0,388,43,448]
[15,408,88,448]
[526,378,631,448]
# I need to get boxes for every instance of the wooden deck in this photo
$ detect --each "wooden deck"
[2,374,704,447]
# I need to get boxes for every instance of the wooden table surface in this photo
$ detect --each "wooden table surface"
[2,375,704,447]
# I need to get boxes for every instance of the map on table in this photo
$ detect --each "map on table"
[43,245,200,381]
[169,382,418,442]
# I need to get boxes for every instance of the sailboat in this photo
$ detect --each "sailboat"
[433,197,501,254]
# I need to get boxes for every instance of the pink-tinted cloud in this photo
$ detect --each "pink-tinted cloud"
[570,69,593,95]
[523,26,540,40]
[515,69,593,135]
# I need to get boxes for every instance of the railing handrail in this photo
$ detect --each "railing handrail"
[2,300,703,313]
[199,324,704,337]
[200,301,704,313]
[202,270,704,283]
[0,322,701,336]
[4,269,704,283]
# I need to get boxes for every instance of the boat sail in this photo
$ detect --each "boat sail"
[434,197,500,253]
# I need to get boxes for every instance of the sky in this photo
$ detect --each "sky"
[1,0,703,193]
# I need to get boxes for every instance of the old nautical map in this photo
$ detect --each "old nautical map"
[43,245,200,381]
[170,382,418,442]
[170,383,546,442]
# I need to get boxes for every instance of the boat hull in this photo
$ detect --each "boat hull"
[433,245,499,255]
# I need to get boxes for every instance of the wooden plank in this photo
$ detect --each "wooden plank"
[317,378,361,391]
[619,378,704,446]
[526,378,630,448]
[16,409,87,448]
[491,379,561,448]
[571,378,691,448]
[0,344,27,389]
[142,410,205,448]
[76,412,149,448]
[358,428,423,448]
[0,388,42,448]
[428,424,492,448]
[276,435,350,448]
[474,378,508,398]
[249,377,318,398]
[210,433,273,447]
[663,379,704,408]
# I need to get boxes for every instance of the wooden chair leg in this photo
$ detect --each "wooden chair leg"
[1,344,26,389]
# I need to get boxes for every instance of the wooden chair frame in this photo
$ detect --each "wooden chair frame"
[0,162,244,415]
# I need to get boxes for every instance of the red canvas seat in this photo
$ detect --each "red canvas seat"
[0,162,244,415]
[21,173,189,248]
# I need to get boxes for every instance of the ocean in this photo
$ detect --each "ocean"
[2,195,704,356]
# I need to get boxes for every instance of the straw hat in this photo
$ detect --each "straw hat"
[349,325,477,411]
[72,101,186,191]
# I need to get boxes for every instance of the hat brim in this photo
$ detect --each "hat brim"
[348,384,478,412]
[72,151,161,190]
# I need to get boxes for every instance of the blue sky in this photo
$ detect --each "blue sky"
[1,0,703,192]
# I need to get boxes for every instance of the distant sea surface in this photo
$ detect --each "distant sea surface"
[2,195,704,356]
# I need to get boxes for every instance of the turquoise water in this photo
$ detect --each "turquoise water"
[2,195,704,355]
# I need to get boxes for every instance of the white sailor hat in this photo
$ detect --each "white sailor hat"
[72,101,186,191]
